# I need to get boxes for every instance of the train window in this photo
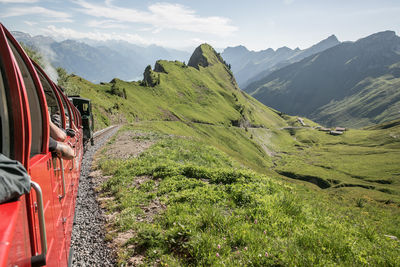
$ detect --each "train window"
[82,103,89,114]
[36,70,62,128]
[58,92,71,129]
[7,39,43,156]
[0,63,11,157]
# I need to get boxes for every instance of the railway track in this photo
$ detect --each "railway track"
[93,125,119,140]
[71,125,120,266]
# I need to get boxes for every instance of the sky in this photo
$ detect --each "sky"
[0,0,399,51]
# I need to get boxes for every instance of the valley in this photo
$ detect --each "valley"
[244,31,400,128]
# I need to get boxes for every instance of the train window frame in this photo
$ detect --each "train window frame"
[6,38,43,157]
[57,89,72,129]
[0,64,11,157]
[36,69,63,128]
[82,103,89,113]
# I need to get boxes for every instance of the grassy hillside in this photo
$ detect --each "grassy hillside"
[63,42,400,204]
[313,72,400,127]
[62,44,295,171]
[60,43,400,265]
[69,44,288,131]
[97,126,400,266]
[273,120,400,204]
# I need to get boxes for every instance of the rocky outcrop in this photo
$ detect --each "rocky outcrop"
[188,44,224,70]
[154,61,168,73]
[142,65,159,87]
[188,45,210,69]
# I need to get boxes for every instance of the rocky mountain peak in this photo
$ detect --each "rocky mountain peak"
[188,43,224,69]
[223,45,249,54]
[357,30,397,43]
[326,34,339,42]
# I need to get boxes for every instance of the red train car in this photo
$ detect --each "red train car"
[0,23,84,266]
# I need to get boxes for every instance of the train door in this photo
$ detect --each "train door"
[4,27,67,266]
[0,24,32,267]
[34,65,71,266]
[53,90,76,254]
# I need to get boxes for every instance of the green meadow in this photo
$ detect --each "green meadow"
[58,44,400,265]
[97,126,400,266]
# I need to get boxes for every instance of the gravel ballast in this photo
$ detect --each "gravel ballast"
[71,127,119,266]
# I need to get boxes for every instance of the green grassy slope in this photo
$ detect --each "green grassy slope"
[60,43,400,265]
[64,44,295,171]
[64,42,400,204]
[313,72,400,127]
[98,127,400,266]
[273,120,400,204]
[71,44,288,132]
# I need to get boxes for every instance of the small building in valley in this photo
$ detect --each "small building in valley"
[297,117,306,126]
[330,130,343,136]
[319,127,331,132]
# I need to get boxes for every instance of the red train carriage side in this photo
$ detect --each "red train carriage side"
[0,23,83,267]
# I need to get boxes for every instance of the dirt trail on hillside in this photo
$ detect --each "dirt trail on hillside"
[90,130,158,266]
[101,130,155,160]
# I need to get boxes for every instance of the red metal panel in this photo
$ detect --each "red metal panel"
[51,156,68,264]
[0,23,32,267]
[0,23,86,267]
[0,198,31,267]
[29,154,68,267]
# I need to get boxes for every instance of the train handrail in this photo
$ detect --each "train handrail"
[30,181,47,266]
[59,158,66,200]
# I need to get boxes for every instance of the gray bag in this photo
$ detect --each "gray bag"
[0,153,31,204]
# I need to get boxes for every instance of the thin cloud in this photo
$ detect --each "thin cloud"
[73,0,237,36]
[0,0,38,3]
[24,20,38,26]
[87,20,128,29]
[43,25,149,44]
[1,6,72,20]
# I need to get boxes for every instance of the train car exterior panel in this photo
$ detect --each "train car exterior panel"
[1,198,31,267]
[0,23,87,267]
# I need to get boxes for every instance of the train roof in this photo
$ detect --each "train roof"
[68,95,91,102]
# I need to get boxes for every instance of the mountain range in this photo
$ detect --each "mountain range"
[12,31,191,83]
[221,34,340,88]
[15,29,400,128]
[245,31,400,127]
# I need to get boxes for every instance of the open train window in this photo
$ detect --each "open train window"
[58,91,71,129]
[36,69,63,128]
[0,62,11,157]
[7,39,43,156]
[82,103,89,115]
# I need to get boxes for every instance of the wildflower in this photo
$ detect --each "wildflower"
[244,247,248,251]
[216,252,220,257]
[254,219,258,224]
[263,230,267,235]
[217,244,221,249]
[265,252,269,257]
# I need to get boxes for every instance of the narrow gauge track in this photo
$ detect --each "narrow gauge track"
[93,125,119,140]
[71,125,120,266]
